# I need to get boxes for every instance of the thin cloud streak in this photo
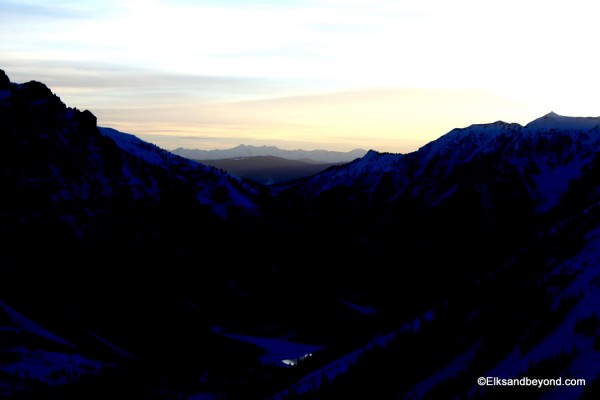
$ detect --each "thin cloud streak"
[3,0,600,151]
[102,87,544,153]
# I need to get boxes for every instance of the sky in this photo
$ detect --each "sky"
[2,0,600,153]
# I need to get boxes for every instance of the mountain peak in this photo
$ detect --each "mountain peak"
[0,69,9,90]
[362,149,381,159]
[526,111,600,131]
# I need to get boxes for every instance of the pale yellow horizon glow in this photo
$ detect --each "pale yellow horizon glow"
[2,0,600,152]
[93,87,550,153]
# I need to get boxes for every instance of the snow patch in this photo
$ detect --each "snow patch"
[210,327,323,366]
[0,301,72,347]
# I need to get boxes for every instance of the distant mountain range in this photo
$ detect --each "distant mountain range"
[171,144,367,163]
[3,68,600,399]
[167,143,367,185]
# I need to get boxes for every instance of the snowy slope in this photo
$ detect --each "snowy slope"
[98,127,264,218]
[397,216,600,400]
[288,112,600,214]
[6,66,600,400]
[525,111,600,132]
[0,301,111,397]
[0,301,73,347]
[480,222,600,399]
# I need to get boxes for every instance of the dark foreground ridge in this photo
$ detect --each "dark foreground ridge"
[2,68,600,399]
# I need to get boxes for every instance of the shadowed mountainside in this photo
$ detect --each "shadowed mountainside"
[3,68,600,399]
[193,155,344,185]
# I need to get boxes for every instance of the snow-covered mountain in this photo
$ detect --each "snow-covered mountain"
[286,112,600,214]
[274,112,600,399]
[3,66,600,399]
[171,144,367,163]
[97,126,266,218]
[277,111,600,269]
[0,69,371,399]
